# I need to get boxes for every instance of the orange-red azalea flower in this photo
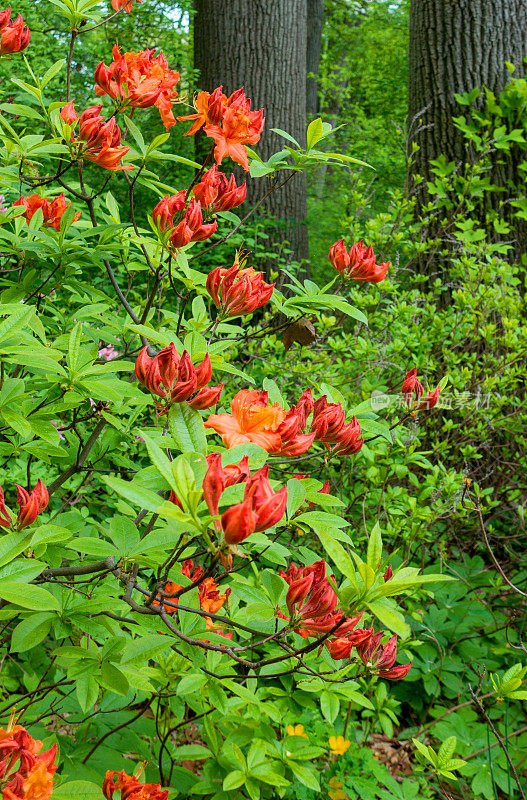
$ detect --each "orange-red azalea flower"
[328,238,389,283]
[179,86,264,170]
[103,769,168,800]
[0,716,57,800]
[95,45,180,130]
[13,194,80,231]
[206,255,274,318]
[205,389,286,452]
[111,0,141,12]
[0,7,30,55]
[60,102,133,171]
[177,86,227,136]
[0,479,49,531]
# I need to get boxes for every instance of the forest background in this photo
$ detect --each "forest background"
[0,1,526,800]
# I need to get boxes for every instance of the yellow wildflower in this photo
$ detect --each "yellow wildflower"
[286,724,308,738]
[329,735,350,755]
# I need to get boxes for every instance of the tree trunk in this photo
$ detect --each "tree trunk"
[306,0,324,118]
[408,0,527,251]
[193,0,309,273]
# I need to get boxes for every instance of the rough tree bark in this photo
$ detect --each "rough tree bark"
[193,0,309,272]
[307,0,324,118]
[408,0,527,252]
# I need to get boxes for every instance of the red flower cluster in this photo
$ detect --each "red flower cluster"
[13,193,80,231]
[155,559,230,614]
[328,239,390,283]
[110,0,141,12]
[152,193,217,250]
[205,388,315,456]
[60,102,133,171]
[221,464,287,544]
[310,396,363,455]
[206,257,274,318]
[203,452,250,518]
[178,86,264,171]
[0,718,57,799]
[135,343,223,411]
[326,627,411,680]
[356,631,412,680]
[95,45,181,130]
[402,368,441,411]
[280,560,356,639]
[0,480,48,531]
[0,7,30,55]
[326,626,373,659]
[103,770,168,800]
[193,165,246,213]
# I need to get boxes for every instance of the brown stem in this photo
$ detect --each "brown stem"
[469,686,526,800]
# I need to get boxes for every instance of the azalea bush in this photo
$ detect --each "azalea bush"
[0,2,490,799]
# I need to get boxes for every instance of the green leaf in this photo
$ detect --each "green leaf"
[0,103,45,121]
[223,771,246,791]
[286,478,306,517]
[76,675,99,712]
[0,306,33,345]
[171,744,212,759]
[367,600,409,638]
[99,662,129,695]
[66,538,117,558]
[169,403,207,455]
[1,409,31,438]
[53,782,103,800]
[306,118,324,151]
[41,58,66,88]
[366,522,383,571]
[121,634,174,665]
[141,431,178,491]
[270,128,301,146]
[320,690,340,723]
[177,673,207,696]
[0,581,59,611]
[249,765,289,787]
[68,322,82,371]
[0,532,34,568]
[104,476,164,513]
[10,612,53,652]
[287,761,320,791]
[314,529,357,587]
[438,737,458,765]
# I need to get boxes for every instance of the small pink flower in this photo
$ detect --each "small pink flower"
[51,421,65,442]
[98,344,119,361]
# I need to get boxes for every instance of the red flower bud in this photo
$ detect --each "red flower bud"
[195,353,212,389]
[15,480,48,530]
[152,192,186,231]
[0,484,12,529]
[221,497,257,544]
[328,239,350,274]
[377,662,412,680]
[134,346,152,386]
[188,383,224,410]
[60,100,78,125]
[384,565,393,582]
[415,385,441,411]
[326,637,353,660]
[286,573,315,615]
[401,367,423,400]
[202,452,224,516]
